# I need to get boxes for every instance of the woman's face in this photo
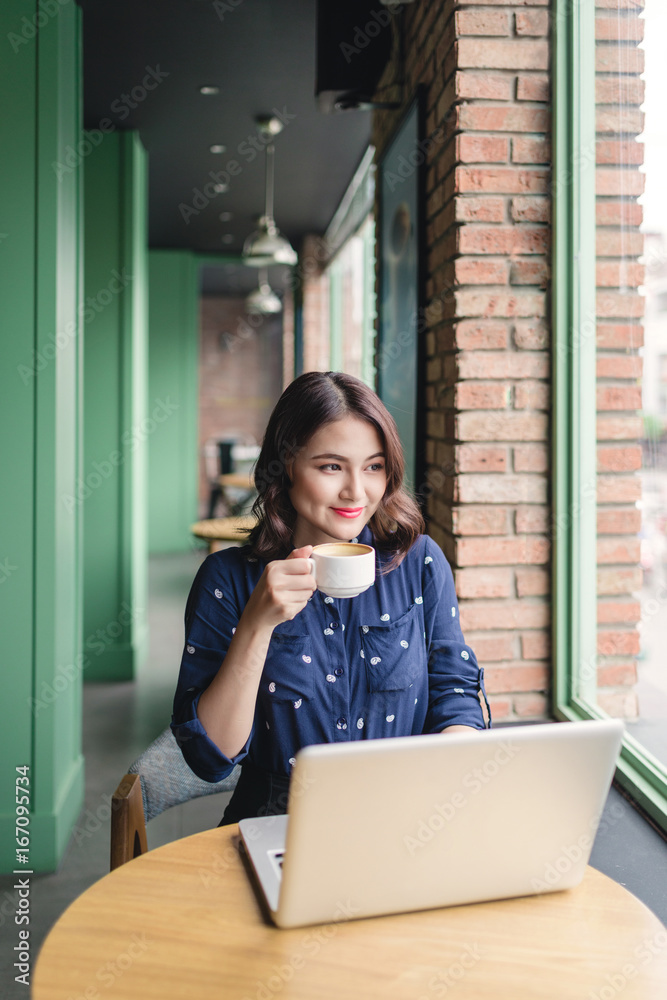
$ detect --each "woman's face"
[288,416,388,548]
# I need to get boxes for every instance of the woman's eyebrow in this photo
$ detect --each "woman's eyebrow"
[310,452,385,461]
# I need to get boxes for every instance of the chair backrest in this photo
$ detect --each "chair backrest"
[110,727,240,870]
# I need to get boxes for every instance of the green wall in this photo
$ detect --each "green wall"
[148,251,200,553]
[82,133,149,681]
[0,0,84,872]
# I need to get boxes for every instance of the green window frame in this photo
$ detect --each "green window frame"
[552,0,667,832]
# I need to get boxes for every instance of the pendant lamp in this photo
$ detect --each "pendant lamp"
[245,269,282,315]
[243,119,297,267]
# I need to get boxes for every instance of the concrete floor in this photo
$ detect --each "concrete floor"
[1,549,666,998]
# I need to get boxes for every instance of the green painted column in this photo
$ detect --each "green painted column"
[148,251,200,553]
[0,0,84,872]
[82,132,149,681]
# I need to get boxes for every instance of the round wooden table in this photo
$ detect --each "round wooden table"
[34,826,667,1000]
[190,515,256,553]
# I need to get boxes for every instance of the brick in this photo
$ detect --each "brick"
[458,536,550,567]
[516,567,549,597]
[595,78,645,106]
[596,386,641,411]
[511,196,550,223]
[516,74,549,102]
[597,475,641,504]
[455,9,510,36]
[427,409,446,439]
[595,0,644,8]
[461,601,549,631]
[514,443,548,473]
[483,664,549,693]
[597,630,640,657]
[596,445,642,472]
[455,196,506,223]
[454,289,545,319]
[595,15,644,42]
[597,292,644,320]
[515,506,550,534]
[514,381,550,410]
[515,10,549,36]
[458,351,548,380]
[457,106,550,134]
[596,201,643,228]
[597,662,638,688]
[454,258,509,285]
[456,135,509,164]
[454,320,509,350]
[596,140,644,166]
[457,410,548,441]
[595,46,644,75]
[456,567,513,599]
[596,230,644,256]
[596,690,638,721]
[456,444,508,473]
[512,137,551,164]
[596,169,645,198]
[514,319,549,349]
[458,226,549,255]
[597,537,641,564]
[470,634,516,662]
[455,474,547,504]
[487,696,511,720]
[455,72,514,102]
[521,631,549,659]
[513,692,549,718]
[510,259,548,285]
[455,167,549,195]
[596,108,644,135]
[456,382,511,409]
[597,602,641,625]
[596,261,644,288]
[597,415,643,440]
[457,38,549,71]
[453,505,511,536]
[597,508,641,534]
[596,325,643,350]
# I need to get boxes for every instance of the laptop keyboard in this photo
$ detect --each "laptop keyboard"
[268,849,285,878]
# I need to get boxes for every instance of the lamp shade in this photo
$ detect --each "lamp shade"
[245,281,282,315]
[243,223,297,267]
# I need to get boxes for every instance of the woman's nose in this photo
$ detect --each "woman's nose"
[340,471,364,501]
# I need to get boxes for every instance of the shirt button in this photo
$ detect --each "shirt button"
[336,717,347,728]
[329,621,339,629]
[334,667,344,676]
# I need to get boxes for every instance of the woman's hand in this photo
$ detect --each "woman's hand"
[242,545,316,631]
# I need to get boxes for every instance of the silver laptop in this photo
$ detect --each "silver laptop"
[238,719,624,928]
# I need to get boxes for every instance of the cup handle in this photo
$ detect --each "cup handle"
[307,557,316,582]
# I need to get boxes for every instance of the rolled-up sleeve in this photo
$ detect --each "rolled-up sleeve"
[171,552,254,781]
[421,537,491,733]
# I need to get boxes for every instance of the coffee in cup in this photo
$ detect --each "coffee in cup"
[307,542,375,599]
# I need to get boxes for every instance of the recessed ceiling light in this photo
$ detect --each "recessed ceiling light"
[210,144,226,154]
[221,234,234,244]
[199,85,219,96]
[219,212,233,222]
[213,183,228,193]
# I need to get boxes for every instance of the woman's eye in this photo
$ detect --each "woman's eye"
[319,463,340,471]
[368,463,385,472]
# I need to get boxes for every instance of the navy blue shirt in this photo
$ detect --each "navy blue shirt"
[171,526,490,783]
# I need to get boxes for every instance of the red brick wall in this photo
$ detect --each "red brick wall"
[368,0,645,722]
[372,0,552,722]
[594,0,644,717]
[198,297,283,513]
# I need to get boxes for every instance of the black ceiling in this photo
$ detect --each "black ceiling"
[77,0,373,295]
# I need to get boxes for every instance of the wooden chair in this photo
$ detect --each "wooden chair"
[110,727,240,870]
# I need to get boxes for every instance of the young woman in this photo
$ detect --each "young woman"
[172,371,490,824]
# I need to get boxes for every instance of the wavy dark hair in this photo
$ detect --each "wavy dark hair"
[244,371,425,569]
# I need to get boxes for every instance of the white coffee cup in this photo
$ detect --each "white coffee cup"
[307,542,375,599]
